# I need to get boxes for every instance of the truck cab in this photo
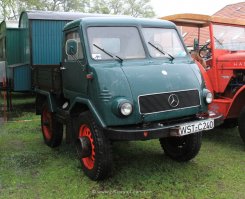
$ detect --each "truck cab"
[162,14,245,144]
[35,16,222,180]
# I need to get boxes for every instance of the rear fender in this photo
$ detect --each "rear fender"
[226,85,245,119]
[35,89,56,113]
[36,93,46,114]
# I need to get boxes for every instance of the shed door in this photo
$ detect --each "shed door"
[62,30,88,99]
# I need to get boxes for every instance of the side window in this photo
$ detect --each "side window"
[64,31,84,62]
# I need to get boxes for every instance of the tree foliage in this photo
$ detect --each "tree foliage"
[88,0,155,17]
[0,0,155,20]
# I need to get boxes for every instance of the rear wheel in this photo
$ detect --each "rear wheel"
[238,107,245,144]
[76,111,112,181]
[159,132,202,162]
[41,103,63,147]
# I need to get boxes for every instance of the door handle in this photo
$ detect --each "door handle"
[60,66,66,70]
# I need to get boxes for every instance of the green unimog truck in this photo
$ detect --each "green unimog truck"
[34,16,222,180]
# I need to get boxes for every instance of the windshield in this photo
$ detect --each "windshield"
[142,28,187,58]
[87,27,145,60]
[213,24,245,51]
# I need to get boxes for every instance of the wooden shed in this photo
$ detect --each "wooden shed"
[0,20,25,91]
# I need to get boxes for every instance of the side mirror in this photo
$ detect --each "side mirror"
[66,39,78,56]
[193,38,199,51]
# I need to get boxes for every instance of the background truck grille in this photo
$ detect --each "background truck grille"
[138,89,200,114]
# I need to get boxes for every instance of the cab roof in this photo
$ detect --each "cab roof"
[160,13,245,27]
[64,17,176,31]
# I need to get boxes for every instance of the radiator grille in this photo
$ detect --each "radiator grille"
[139,89,200,114]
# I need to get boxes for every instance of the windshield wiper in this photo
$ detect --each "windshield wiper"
[214,36,223,46]
[93,44,123,63]
[148,41,174,61]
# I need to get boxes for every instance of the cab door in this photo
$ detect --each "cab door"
[62,29,88,99]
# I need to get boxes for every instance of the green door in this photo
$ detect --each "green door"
[62,30,88,100]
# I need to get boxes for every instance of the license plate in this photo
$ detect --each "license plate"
[173,119,214,136]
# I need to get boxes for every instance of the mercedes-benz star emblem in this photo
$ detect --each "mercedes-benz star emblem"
[168,94,179,108]
[161,70,168,76]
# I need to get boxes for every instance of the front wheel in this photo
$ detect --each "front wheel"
[238,107,245,144]
[159,132,202,162]
[76,111,112,181]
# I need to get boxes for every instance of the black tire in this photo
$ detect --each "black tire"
[41,103,63,147]
[76,111,112,181]
[220,118,238,129]
[238,107,245,144]
[159,132,202,162]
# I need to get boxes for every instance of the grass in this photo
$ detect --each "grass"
[0,93,245,199]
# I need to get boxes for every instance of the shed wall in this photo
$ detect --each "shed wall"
[6,29,21,65]
[31,20,69,65]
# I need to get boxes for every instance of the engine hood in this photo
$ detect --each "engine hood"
[89,61,205,126]
[217,51,245,62]
[121,62,202,98]
[216,52,245,68]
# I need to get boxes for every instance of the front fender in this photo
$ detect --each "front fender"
[69,97,106,128]
[195,61,213,94]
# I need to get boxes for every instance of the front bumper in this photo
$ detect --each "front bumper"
[105,111,223,141]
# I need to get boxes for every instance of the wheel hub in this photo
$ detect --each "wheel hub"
[79,136,92,158]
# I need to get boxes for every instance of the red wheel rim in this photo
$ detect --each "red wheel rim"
[42,107,52,141]
[79,125,95,170]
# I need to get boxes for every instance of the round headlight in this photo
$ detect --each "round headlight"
[120,102,133,116]
[205,91,213,104]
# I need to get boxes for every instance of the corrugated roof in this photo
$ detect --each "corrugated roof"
[0,20,18,31]
[5,21,18,28]
[21,10,113,21]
